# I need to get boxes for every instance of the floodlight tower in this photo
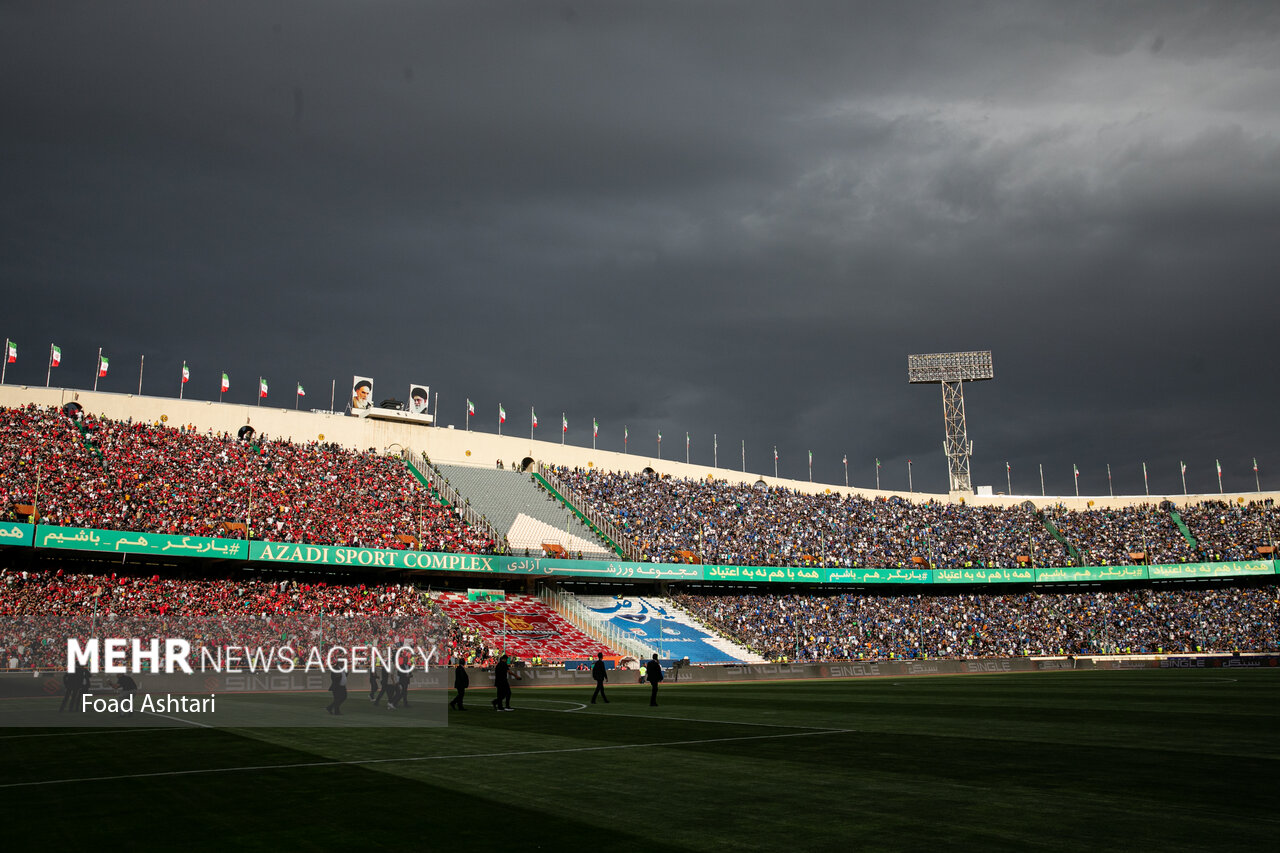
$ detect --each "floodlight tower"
[907,350,993,494]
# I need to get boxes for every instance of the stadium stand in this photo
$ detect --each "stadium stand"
[672,586,1280,660]
[555,467,1280,567]
[431,591,618,663]
[434,464,614,559]
[0,568,451,671]
[0,404,495,553]
[576,594,763,663]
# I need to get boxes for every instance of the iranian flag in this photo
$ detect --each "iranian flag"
[5,341,15,363]
[221,373,230,392]
[593,418,598,437]
[531,409,538,428]
[259,378,268,398]
[50,345,61,367]
[562,414,568,432]
[98,356,109,377]
[1074,464,1080,478]
[467,399,475,415]
[297,383,305,397]
[1216,459,1222,476]
[181,362,189,383]
[499,405,506,423]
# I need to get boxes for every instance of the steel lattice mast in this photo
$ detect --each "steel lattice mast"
[908,350,993,493]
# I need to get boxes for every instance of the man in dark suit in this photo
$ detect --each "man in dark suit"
[326,668,347,715]
[591,653,609,704]
[449,660,469,710]
[114,674,139,713]
[374,663,398,710]
[491,655,512,711]
[59,667,80,712]
[395,665,412,708]
[645,654,663,706]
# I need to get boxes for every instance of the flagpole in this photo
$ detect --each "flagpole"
[295,383,300,410]
[258,377,262,407]
[1006,462,1011,495]
[179,363,184,399]
[908,459,912,492]
[741,440,745,473]
[466,403,470,433]
[1,338,8,385]
[94,347,101,392]
[685,432,689,464]
[875,459,880,490]
[329,379,335,413]
[530,406,534,442]
[713,434,717,468]
[499,405,503,436]
[1039,463,1045,497]
[657,432,661,460]
[1073,465,1079,498]
[562,413,566,446]
[624,426,627,454]
[138,355,144,395]
[1255,459,1261,492]
[844,456,848,487]
[47,344,53,387]
[1180,462,1187,495]
[433,392,438,428]
[1107,463,1113,497]
[1143,462,1149,496]
[1217,460,1223,494]
[773,446,777,478]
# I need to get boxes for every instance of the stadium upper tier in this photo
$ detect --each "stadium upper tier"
[556,467,1279,567]
[0,404,495,552]
[0,388,1277,573]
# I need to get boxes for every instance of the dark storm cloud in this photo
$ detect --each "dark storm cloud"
[2,1,1279,496]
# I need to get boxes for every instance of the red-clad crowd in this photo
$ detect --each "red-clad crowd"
[0,404,495,553]
[0,568,454,671]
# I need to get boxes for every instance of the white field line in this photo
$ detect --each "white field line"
[0,728,852,790]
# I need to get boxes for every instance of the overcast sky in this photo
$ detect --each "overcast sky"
[3,2,1278,497]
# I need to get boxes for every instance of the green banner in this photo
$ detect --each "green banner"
[36,526,248,559]
[0,522,34,547]
[1034,566,1149,583]
[16,525,1279,585]
[934,567,1036,584]
[1147,560,1275,579]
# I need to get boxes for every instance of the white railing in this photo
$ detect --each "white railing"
[539,585,656,660]
[537,463,642,561]
[403,448,507,553]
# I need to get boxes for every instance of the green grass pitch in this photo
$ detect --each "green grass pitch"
[2,670,1277,852]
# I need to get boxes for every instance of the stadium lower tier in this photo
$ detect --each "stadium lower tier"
[673,585,1280,660]
[3,564,1278,672]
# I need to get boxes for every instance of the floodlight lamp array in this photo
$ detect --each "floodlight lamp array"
[907,351,994,384]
